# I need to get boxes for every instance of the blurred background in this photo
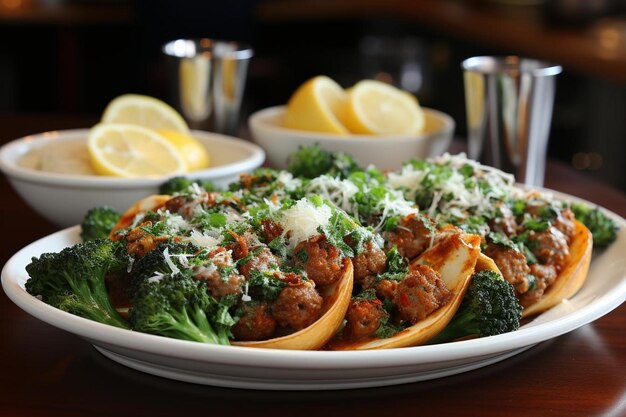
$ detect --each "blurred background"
[1,0,625,191]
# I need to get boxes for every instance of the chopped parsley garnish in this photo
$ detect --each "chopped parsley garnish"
[247,270,286,301]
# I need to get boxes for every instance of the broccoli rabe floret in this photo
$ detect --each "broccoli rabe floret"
[569,202,619,247]
[25,239,129,328]
[80,206,121,241]
[287,145,362,179]
[129,274,236,345]
[159,176,216,195]
[128,242,198,291]
[429,270,522,344]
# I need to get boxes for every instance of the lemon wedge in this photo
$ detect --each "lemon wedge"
[283,75,349,135]
[101,94,190,134]
[341,80,425,135]
[157,129,210,171]
[87,124,186,178]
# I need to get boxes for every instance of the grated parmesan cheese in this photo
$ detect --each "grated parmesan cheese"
[184,230,222,250]
[304,175,359,214]
[388,153,516,221]
[210,249,233,267]
[147,271,165,283]
[162,247,180,276]
[277,171,303,192]
[163,212,191,232]
[241,281,251,302]
[279,199,332,249]
[373,191,419,231]
[188,182,205,200]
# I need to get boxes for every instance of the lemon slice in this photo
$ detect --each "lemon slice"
[87,124,186,178]
[157,129,210,171]
[341,80,425,135]
[101,94,190,134]
[283,75,349,135]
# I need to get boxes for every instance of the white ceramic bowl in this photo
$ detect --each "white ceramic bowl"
[249,105,455,170]
[0,129,265,227]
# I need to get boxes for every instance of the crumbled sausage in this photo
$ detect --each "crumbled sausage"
[260,219,284,244]
[394,264,451,324]
[484,244,531,294]
[384,214,435,260]
[272,283,323,331]
[164,195,187,213]
[530,226,570,271]
[193,265,244,299]
[238,245,280,279]
[231,302,276,341]
[519,263,558,307]
[126,223,166,257]
[352,240,387,284]
[489,202,517,236]
[164,194,207,219]
[554,208,576,243]
[524,201,576,243]
[228,231,249,261]
[207,247,233,268]
[344,299,388,341]
[376,279,398,301]
[293,235,343,287]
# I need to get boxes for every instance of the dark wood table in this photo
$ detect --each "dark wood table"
[1,117,625,417]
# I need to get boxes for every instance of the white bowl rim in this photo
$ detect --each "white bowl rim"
[249,105,455,143]
[0,128,265,189]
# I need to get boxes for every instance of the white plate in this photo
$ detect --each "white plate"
[2,192,626,390]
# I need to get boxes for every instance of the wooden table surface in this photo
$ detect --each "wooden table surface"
[1,116,625,417]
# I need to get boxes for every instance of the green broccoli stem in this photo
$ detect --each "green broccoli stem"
[60,297,128,329]
[148,306,228,345]
[429,310,481,344]
[188,305,226,345]
[63,271,128,329]
[212,304,236,345]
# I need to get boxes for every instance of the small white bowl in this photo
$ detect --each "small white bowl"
[0,129,265,227]
[249,105,454,170]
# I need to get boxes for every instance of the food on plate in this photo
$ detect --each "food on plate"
[24,145,615,349]
[283,76,425,135]
[25,239,130,329]
[114,193,357,349]
[326,232,485,350]
[80,206,121,242]
[158,176,217,196]
[26,187,363,349]
[257,146,601,320]
[383,152,595,317]
[428,268,523,344]
[286,142,361,179]
[569,202,619,247]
